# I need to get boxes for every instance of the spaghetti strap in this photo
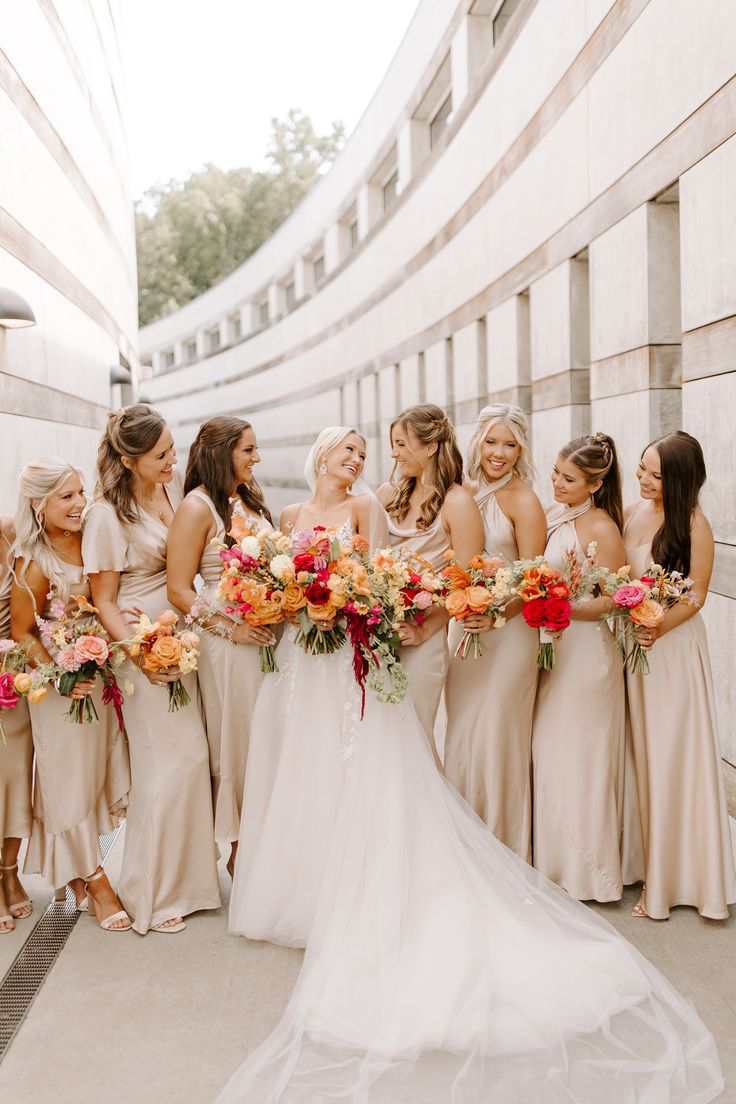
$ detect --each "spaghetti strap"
[623,499,646,536]
[188,487,221,526]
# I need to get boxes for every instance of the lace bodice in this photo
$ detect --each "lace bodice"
[291,519,354,550]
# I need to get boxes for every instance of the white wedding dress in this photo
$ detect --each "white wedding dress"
[222,522,722,1104]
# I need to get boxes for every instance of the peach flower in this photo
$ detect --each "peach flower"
[27,686,48,704]
[281,584,307,613]
[445,590,470,620]
[143,634,183,670]
[465,586,493,613]
[74,635,110,666]
[179,630,200,650]
[72,594,99,615]
[13,672,33,694]
[629,599,665,629]
[157,609,179,628]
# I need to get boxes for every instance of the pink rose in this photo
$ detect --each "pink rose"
[157,609,178,628]
[414,590,433,611]
[613,584,646,609]
[74,635,109,666]
[0,671,20,709]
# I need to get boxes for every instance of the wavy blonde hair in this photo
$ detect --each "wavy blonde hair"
[385,404,463,529]
[465,403,535,484]
[14,456,85,600]
[96,404,168,523]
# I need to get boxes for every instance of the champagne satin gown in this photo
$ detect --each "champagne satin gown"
[186,489,266,853]
[83,483,220,933]
[623,503,736,919]
[444,486,537,861]
[0,539,33,848]
[388,511,450,768]
[531,503,625,902]
[23,557,129,886]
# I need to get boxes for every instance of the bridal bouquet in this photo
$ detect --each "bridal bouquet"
[36,594,127,728]
[288,526,354,656]
[210,521,297,672]
[511,558,573,670]
[128,609,199,711]
[368,547,444,628]
[441,553,513,660]
[603,564,696,674]
[0,638,51,742]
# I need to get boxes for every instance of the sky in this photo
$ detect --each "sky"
[122,0,420,199]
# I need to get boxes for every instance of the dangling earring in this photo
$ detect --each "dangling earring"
[319,463,328,476]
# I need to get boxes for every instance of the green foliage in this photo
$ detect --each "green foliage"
[136,110,345,327]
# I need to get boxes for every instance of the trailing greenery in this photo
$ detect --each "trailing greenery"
[136,109,345,327]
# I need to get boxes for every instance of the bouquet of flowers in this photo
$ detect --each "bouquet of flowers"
[287,526,353,656]
[128,609,199,711]
[511,558,573,670]
[210,521,298,672]
[441,553,513,660]
[368,547,444,629]
[604,564,696,674]
[0,638,52,742]
[36,594,127,727]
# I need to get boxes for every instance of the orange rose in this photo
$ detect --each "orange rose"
[157,609,179,628]
[143,634,183,671]
[352,534,370,556]
[13,672,33,694]
[465,586,493,613]
[629,599,665,629]
[308,601,338,624]
[445,590,470,620]
[281,584,307,612]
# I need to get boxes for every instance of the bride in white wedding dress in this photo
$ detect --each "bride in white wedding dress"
[221,427,723,1104]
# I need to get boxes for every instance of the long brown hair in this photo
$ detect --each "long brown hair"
[386,404,463,529]
[96,404,167,523]
[184,416,272,537]
[558,432,623,531]
[646,431,706,576]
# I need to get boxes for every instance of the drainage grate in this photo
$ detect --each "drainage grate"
[0,825,122,1062]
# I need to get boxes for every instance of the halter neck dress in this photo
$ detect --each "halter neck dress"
[531,500,625,902]
[82,477,220,933]
[187,488,270,853]
[388,509,450,769]
[23,555,129,886]
[444,477,538,861]
[623,501,736,918]
[0,529,32,845]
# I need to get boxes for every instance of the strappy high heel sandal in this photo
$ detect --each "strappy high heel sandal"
[0,863,32,920]
[151,917,186,934]
[85,869,131,932]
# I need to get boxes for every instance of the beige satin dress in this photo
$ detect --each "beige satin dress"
[624,505,736,918]
[531,508,625,902]
[82,484,220,933]
[23,558,129,886]
[0,535,33,843]
[187,489,266,852]
[388,511,450,769]
[444,492,538,861]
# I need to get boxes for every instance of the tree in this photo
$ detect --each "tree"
[136,110,345,326]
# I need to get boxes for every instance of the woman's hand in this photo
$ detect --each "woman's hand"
[634,624,659,650]
[67,678,96,700]
[397,621,426,647]
[232,623,276,647]
[316,616,337,632]
[462,613,494,635]
[140,664,181,687]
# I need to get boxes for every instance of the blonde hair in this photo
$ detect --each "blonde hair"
[96,404,168,523]
[386,404,463,529]
[14,456,85,600]
[466,404,535,484]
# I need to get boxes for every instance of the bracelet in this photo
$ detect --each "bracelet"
[205,619,237,643]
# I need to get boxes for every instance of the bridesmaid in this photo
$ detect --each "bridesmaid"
[444,405,546,860]
[531,433,627,902]
[10,458,130,930]
[624,431,736,919]
[83,405,220,934]
[167,417,275,878]
[0,514,33,932]
[377,404,483,768]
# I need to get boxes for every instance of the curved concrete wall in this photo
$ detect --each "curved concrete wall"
[0,0,138,508]
[140,0,736,790]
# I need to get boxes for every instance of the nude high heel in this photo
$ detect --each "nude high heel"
[85,869,131,932]
[0,863,32,919]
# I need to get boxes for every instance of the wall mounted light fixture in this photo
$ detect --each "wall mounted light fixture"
[0,288,36,329]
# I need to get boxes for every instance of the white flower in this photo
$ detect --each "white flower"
[123,680,135,696]
[240,536,261,559]
[270,554,295,582]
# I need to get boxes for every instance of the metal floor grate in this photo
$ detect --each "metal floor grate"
[0,825,122,1062]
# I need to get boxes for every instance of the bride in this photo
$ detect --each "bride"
[222,427,722,1103]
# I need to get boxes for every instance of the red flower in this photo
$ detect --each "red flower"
[305,582,331,606]
[640,575,655,587]
[544,597,571,631]
[293,553,316,573]
[522,597,548,629]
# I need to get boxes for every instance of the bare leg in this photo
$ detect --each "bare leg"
[85,867,131,931]
[0,838,32,919]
